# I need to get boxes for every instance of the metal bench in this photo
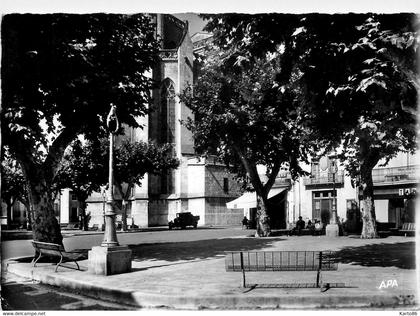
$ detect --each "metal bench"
[399,223,416,236]
[225,251,343,292]
[31,241,85,272]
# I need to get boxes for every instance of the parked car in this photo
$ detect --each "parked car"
[168,212,200,230]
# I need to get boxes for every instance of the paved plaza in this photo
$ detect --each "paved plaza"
[2,228,418,310]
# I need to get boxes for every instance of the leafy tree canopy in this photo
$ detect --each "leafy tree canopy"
[2,13,160,184]
[114,139,180,194]
[59,138,106,201]
[1,13,160,243]
[200,13,418,238]
[182,38,315,236]
[182,52,311,189]
[201,13,418,178]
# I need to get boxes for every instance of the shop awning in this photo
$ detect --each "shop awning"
[226,187,287,209]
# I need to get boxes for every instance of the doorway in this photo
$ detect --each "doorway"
[313,190,335,226]
[388,198,404,228]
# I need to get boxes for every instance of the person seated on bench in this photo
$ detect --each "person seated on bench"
[314,220,323,235]
[292,216,306,235]
[306,220,315,235]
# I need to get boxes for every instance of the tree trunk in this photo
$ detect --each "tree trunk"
[23,201,32,230]
[6,201,13,230]
[29,185,63,245]
[122,199,128,231]
[360,164,378,239]
[78,199,89,231]
[255,193,271,237]
[20,183,32,230]
[232,145,280,238]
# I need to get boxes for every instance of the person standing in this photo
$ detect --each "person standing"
[294,216,305,235]
[242,216,249,229]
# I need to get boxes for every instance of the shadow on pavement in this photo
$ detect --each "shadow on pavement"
[334,242,415,269]
[1,279,128,310]
[128,237,277,262]
[12,236,276,264]
[1,282,78,310]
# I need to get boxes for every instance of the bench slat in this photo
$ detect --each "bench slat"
[226,251,337,272]
[226,250,340,290]
[32,241,65,252]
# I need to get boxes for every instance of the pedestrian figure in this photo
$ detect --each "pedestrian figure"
[306,220,315,235]
[242,216,249,229]
[292,216,305,235]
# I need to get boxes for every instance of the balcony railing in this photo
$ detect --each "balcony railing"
[303,171,345,186]
[372,165,420,184]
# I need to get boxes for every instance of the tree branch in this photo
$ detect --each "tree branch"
[44,124,82,184]
[263,159,281,194]
[233,144,264,196]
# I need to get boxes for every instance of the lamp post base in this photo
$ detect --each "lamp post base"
[325,223,339,237]
[88,245,132,275]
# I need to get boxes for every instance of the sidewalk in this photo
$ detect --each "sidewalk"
[3,235,419,310]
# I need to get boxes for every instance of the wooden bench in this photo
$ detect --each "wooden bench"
[225,251,343,292]
[399,223,416,236]
[31,241,85,272]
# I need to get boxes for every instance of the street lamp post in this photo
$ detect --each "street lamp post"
[88,104,132,275]
[331,171,337,224]
[101,111,119,246]
[325,156,339,237]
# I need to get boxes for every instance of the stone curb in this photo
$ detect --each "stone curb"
[4,258,418,310]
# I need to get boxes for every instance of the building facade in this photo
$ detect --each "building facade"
[286,152,418,233]
[83,14,242,228]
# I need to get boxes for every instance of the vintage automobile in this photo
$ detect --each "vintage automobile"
[168,212,200,230]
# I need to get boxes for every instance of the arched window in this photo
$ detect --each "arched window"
[160,78,176,194]
[160,79,176,144]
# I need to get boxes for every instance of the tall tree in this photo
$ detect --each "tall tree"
[114,139,179,231]
[201,13,418,238]
[1,154,27,229]
[1,14,160,244]
[59,138,179,232]
[181,51,311,237]
[59,139,106,231]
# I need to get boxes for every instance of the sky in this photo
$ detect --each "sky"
[2,0,419,14]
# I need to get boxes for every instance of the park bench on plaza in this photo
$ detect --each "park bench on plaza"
[399,222,416,236]
[31,241,85,272]
[225,251,344,292]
